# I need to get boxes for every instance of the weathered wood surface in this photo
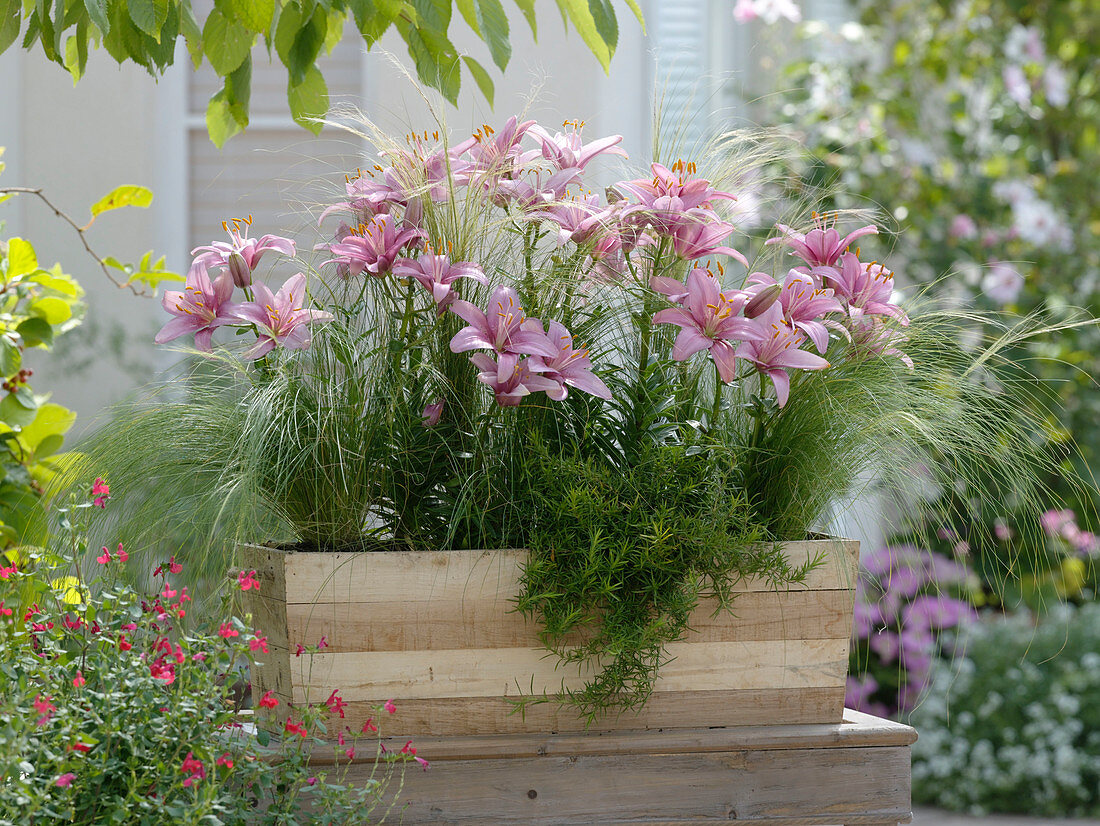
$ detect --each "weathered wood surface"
[326,710,915,825]
[239,540,859,735]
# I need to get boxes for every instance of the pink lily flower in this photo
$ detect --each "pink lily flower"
[649,274,691,304]
[735,304,830,407]
[652,268,763,382]
[469,352,561,407]
[422,400,444,427]
[617,160,737,215]
[229,273,334,360]
[318,168,409,227]
[746,270,845,353]
[525,320,613,400]
[766,217,878,271]
[668,212,749,266]
[449,286,558,358]
[528,121,627,172]
[392,249,488,311]
[825,253,909,324]
[191,216,296,288]
[155,262,236,351]
[848,317,914,369]
[489,167,581,210]
[531,193,615,247]
[321,213,426,277]
[461,116,539,175]
[588,234,628,283]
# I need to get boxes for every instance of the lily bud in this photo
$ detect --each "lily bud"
[744,283,782,318]
[403,197,424,231]
[228,252,252,288]
[421,400,444,427]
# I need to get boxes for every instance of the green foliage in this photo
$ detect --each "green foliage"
[516,440,817,718]
[764,0,1100,528]
[0,0,644,146]
[910,603,1100,816]
[0,494,411,825]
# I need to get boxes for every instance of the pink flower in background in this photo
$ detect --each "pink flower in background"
[321,213,426,277]
[528,121,627,172]
[55,773,76,788]
[326,689,348,719]
[489,167,580,210]
[319,169,409,227]
[735,304,830,405]
[384,699,397,715]
[532,194,615,247]
[191,216,296,288]
[180,752,206,787]
[91,478,110,508]
[653,268,762,382]
[949,214,979,240]
[238,570,260,591]
[1003,64,1032,107]
[258,691,279,709]
[393,250,487,311]
[34,694,56,726]
[618,161,736,217]
[733,0,802,24]
[155,263,236,352]
[524,320,612,401]
[981,261,1024,304]
[284,720,308,737]
[230,273,334,360]
[449,286,558,358]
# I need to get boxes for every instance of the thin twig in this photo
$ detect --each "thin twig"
[1,187,151,297]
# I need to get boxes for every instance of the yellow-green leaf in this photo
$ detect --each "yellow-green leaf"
[20,403,76,453]
[556,0,611,72]
[30,297,73,325]
[4,238,38,280]
[89,185,154,219]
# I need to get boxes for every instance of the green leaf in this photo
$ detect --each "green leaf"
[586,0,616,56]
[20,403,76,452]
[202,8,253,76]
[348,0,401,46]
[273,0,301,63]
[0,337,20,377]
[225,53,251,125]
[398,16,461,104]
[459,0,509,71]
[286,5,326,86]
[29,296,72,325]
[4,238,37,280]
[15,317,53,348]
[181,0,202,67]
[128,0,168,40]
[621,0,644,33]
[83,0,109,35]
[511,0,536,39]
[413,0,451,32]
[555,0,610,72]
[0,0,21,53]
[89,185,153,219]
[288,64,328,134]
[63,21,89,84]
[12,387,36,411]
[206,90,243,148]
[462,55,494,107]
[226,0,273,33]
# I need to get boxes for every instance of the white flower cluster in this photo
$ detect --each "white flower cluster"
[993,179,1074,252]
[910,603,1100,817]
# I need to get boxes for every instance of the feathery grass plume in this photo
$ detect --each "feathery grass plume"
[61,95,1096,717]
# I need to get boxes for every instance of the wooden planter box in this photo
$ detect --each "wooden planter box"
[239,538,858,738]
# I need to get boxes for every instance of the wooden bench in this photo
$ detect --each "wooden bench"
[326,708,915,824]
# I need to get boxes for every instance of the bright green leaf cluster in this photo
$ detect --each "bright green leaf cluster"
[2,0,646,147]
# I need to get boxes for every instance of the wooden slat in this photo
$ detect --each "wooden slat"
[290,638,849,703]
[261,540,859,605]
[302,686,848,739]
[342,744,912,824]
[282,588,855,652]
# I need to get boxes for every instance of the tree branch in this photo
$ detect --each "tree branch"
[1,187,151,298]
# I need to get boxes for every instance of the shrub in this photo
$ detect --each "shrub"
[910,602,1100,817]
[0,485,418,825]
